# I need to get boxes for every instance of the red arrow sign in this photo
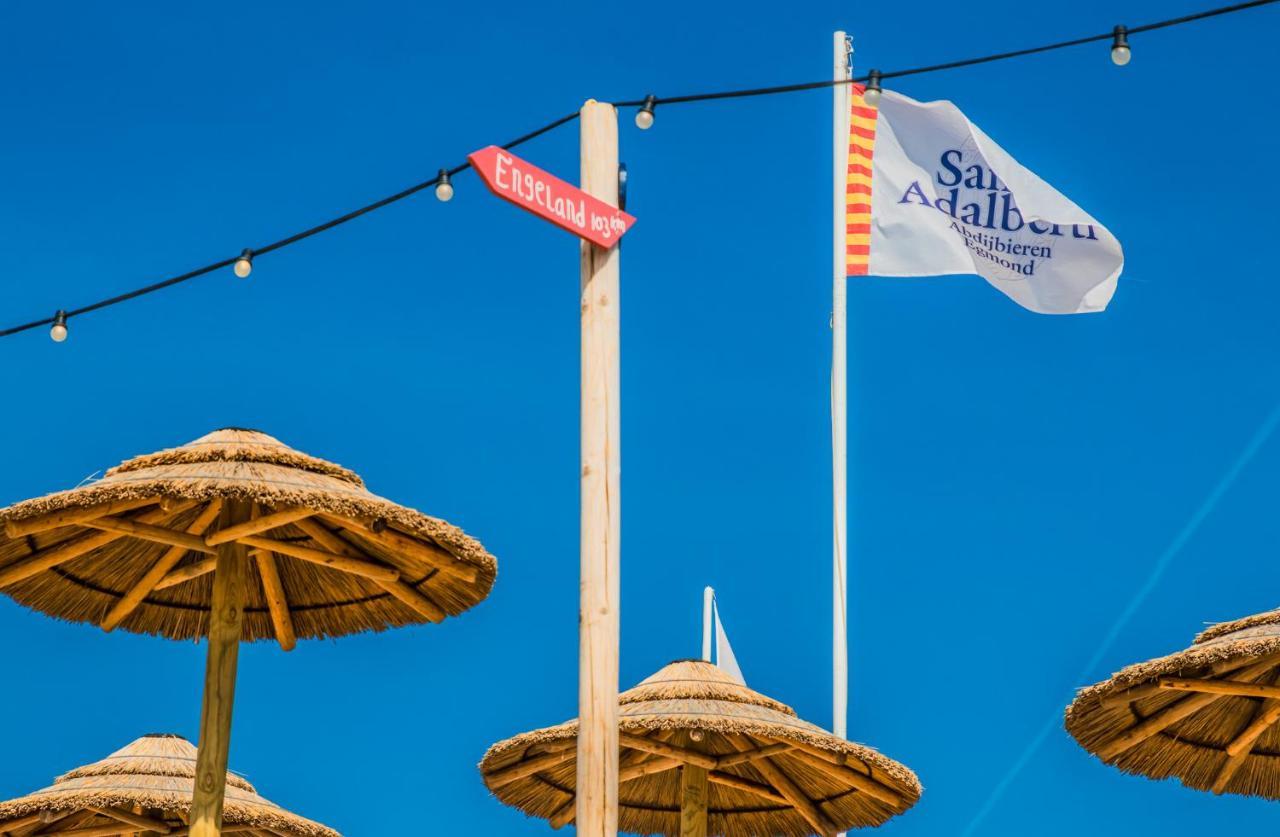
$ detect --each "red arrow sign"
[468,145,636,248]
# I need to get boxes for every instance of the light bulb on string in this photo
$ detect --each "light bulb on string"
[436,169,454,202]
[234,249,253,278]
[1111,25,1131,65]
[863,70,883,106]
[50,310,68,343]
[635,95,656,130]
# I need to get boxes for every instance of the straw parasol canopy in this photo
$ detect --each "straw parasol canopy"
[0,428,498,836]
[0,427,496,642]
[0,733,339,836]
[1066,607,1280,797]
[480,660,922,836]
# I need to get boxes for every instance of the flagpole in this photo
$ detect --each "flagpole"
[832,30,851,752]
[702,587,714,662]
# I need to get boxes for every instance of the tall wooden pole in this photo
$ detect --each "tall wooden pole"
[679,765,709,837]
[190,500,250,837]
[577,98,621,837]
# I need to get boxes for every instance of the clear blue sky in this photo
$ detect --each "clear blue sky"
[1,1,1278,834]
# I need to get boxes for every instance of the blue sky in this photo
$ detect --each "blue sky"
[1,1,1279,834]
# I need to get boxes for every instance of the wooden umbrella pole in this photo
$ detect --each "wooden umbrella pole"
[190,500,250,837]
[680,765,709,837]
[577,98,622,837]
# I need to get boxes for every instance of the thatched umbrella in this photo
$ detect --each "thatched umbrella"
[0,428,497,836]
[480,660,921,836]
[0,733,338,836]
[1066,608,1280,797]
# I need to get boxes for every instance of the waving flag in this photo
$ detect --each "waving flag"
[713,602,745,686]
[846,86,1123,314]
[701,587,746,685]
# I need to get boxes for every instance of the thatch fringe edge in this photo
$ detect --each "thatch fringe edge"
[0,477,496,577]
[1067,634,1280,709]
[480,715,923,799]
[105,444,364,486]
[619,678,795,717]
[1196,609,1280,644]
[0,793,338,837]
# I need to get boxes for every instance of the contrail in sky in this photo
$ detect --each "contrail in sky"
[960,401,1280,836]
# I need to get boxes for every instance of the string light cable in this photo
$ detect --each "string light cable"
[4,0,1275,341]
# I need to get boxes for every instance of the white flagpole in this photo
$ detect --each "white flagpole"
[832,31,851,751]
[702,586,714,662]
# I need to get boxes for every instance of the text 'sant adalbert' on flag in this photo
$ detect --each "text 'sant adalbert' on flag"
[845,85,1123,314]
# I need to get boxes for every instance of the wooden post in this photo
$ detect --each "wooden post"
[680,765,709,837]
[577,98,621,837]
[190,500,250,837]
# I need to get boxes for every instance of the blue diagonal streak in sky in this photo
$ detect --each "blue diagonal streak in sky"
[960,401,1280,836]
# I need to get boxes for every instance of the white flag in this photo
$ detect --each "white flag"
[846,87,1123,314]
[713,603,746,686]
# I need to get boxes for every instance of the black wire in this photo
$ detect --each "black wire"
[251,110,581,259]
[883,0,1278,80]
[621,0,1277,106]
[1129,0,1276,32]
[616,79,838,107]
[4,0,1275,339]
[0,109,582,338]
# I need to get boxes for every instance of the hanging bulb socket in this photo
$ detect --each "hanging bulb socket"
[635,95,656,130]
[1111,25,1131,66]
[435,169,454,202]
[864,70,883,106]
[234,249,253,278]
[50,310,68,343]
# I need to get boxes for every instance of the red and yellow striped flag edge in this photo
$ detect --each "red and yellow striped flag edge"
[846,83,878,277]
